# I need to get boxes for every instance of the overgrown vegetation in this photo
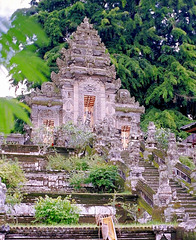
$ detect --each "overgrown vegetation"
[179,156,195,170]
[155,127,171,150]
[176,229,196,240]
[0,156,26,207]
[34,195,80,224]
[47,153,122,193]
[54,122,95,152]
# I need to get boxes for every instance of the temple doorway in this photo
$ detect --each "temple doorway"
[84,95,96,127]
[121,126,130,149]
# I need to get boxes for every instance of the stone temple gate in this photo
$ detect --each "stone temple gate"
[25,17,145,148]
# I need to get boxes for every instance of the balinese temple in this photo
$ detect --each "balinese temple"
[25,17,145,148]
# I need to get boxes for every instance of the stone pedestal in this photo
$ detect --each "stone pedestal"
[153,165,172,207]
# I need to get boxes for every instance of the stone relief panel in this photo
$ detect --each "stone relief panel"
[37,108,61,127]
[61,88,74,124]
[41,82,56,97]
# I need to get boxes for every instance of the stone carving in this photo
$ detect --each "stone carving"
[0,178,6,213]
[94,117,122,157]
[41,82,55,95]
[130,116,141,141]
[108,144,124,163]
[116,89,134,104]
[84,84,96,92]
[153,165,172,207]
[128,140,141,167]
[146,122,157,149]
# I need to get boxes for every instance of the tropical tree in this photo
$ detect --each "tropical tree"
[0,13,50,133]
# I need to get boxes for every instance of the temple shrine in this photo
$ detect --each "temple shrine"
[25,17,145,149]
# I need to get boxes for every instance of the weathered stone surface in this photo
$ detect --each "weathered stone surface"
[23,171,72,193]
[166,133,179,178]
[0,178,6,214]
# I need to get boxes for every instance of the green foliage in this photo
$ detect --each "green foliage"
[47,153,105,172]
[0,13,50,134]
[0,13,50,85]
[141,107,193,139]
[47,153,120,193]
[88,164,119,193]
[0,98,31,134]
[0,157,26,189]
[179,156,195,170]
[34,195,80,224]
[155,127,171,150]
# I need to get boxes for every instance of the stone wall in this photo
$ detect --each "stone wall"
[23,171,72,193]
[1,225,180,240]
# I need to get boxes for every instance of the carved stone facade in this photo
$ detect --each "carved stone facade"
[26,18,144,146]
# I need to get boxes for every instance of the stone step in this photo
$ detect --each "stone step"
[179,200,196,204]
[5,227,156,240]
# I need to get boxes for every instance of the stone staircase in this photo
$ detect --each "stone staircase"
[139,159,196,220]
[138,160,159,192]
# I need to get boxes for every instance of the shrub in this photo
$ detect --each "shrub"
[47,153,73,171]
[155,127,171,150]
[34,195,80,224]
[87,164,119,193]
[69,172,87,190]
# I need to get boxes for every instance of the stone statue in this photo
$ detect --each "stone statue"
[0,178,6,213]
[146,122,157,149]
[153,165,172,207]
